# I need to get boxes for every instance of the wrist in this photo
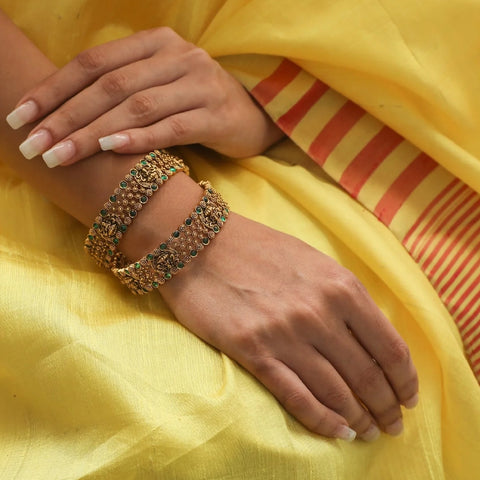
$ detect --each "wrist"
[119,171,204,261]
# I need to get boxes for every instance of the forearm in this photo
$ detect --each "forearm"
[0,10,202,260]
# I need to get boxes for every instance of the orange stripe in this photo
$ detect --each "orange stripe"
[458,304,480,333]
[374,153,437,226]
[339,127,404,198]
[449,263,480,316]
[464,321,480,340]
[415,190,476,265]
[308,101,365,166]
[441,241,480,301]
[432,222,480,290]
[250,59,301,106]
[464,315,480,337]
[277,80,329,135]
[402,179,461,250]
[469,343,480,357]
[464,325,480,347]
[421,198,480,272]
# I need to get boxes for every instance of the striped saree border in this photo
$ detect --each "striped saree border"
[248,57,480,381]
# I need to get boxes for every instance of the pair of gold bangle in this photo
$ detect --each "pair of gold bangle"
[84,149,229,294]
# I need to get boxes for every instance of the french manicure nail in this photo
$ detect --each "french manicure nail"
[335,425,357,442]
[6,100,39,129]
[403,393,419,409]
[360,424,381,442]
[19,129,51,160]
[42,140,75,168]
[384,418,404,437]
[99,133,129,151]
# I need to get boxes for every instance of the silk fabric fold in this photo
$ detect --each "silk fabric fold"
[1,1,479,478]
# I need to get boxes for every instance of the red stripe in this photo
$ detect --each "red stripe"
[402,180,461,251]
[449,263,480,317]
[339,127,404,199]
[472,356,480,368]
[422,197,480,273]
[464,318,480,338]
[448,276,480,330]
[472,357,480,368]
[250,59,301,107]
[457,303,480,333]
[469,343,480,358]
[440,240,480,300]
[415,190,476,265]
[277,80,329,135]
[464,325,480,347]
[432,221,480,290]
[374,153,437,226]
[308,101,365,166]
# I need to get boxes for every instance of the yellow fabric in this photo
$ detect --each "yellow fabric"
[1,1,480,478]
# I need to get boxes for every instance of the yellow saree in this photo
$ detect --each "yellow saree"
[1,1,480,478]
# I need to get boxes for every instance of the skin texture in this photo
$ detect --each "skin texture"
[11,27,284,166]
[1,9,418,442]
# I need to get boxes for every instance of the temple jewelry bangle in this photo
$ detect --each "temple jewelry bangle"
[112,181,229,294]
[84,149,189,269]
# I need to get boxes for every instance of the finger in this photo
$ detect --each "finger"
[345,289,419,410]
[249,356,357,441]
[285,344,381,442]
[25,54,189,155]
[312,325,404,435]
[40,85,209,168]
[98,108,214,155]
[7,27,181,128]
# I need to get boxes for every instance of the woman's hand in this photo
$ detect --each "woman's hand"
[160,213,419,442]
[7,27,284,167]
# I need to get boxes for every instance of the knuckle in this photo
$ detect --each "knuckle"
[322,269,359,303]
[127,93,157,119]
[231,326,268,360]
[187,46,212,66]
[282,389,310,413]
[385,339,411,368]
[148,26,182,46]
[322,387,350,412]
[153,25,177,39]
[54,107,78,131]
[138,128,158,148]
[99,71,130,97]
[167,116,190,141]
[75,48,106,74]
[247,355,274,378]
[354,363,385,393]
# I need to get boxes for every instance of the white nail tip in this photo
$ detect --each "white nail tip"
[99,134,129,151]
[42,140,75,168]
[19,130,50,160]
[336,426,357,442]
[6,101,38,130]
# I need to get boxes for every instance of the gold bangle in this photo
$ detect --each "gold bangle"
[112,181,229,294]
[84,149,189,269]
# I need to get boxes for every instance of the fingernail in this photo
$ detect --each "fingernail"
[384,418,404,436]
[19,129,51,159]
[99,133,129,151]
[360,424,381,442]
[335,425,357,442]
[403,393,419,409]
[42,140,75,168]
[6,100,39,129]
